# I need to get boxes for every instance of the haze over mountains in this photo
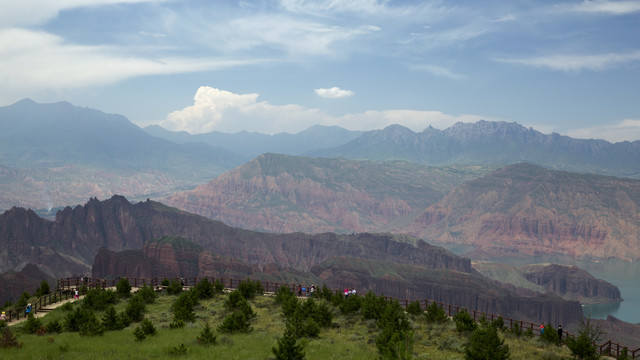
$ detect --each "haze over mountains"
[2,98,640,339]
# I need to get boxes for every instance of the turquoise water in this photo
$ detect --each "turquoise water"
[444,247,640,324]
[498,256,640,324]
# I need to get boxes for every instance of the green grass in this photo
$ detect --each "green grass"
[4,292,573,359]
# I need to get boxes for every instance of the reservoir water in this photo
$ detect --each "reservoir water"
[443,246,640,324]
[497,256,640,324]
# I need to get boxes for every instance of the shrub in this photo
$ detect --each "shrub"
[510,321,523,337]
[406,300,423,316]
[465,326,510,360]
[139,318,157,336]
[274,286,296,305]
[491,316,505,331]
[15,291,30,308]
[0,320,5,329]
[169,343,187,356]
[214,279,225,294]
[237,278,264,300]
[453,309,477,333]
[339,294,362,314]
[217,311,251,333]
[318,284,334,302]
[60,302,74,312]
[539,324,559,345]
[375,300,413,360]
[34,280,50,297]
[167,280,183,295]
[161,278,170,287]
[172,291,196,323]
[193,278,215,300]
[101,306,120,331]
[169,319,185,329]
[125,295,146,323]
[361,291,387,321]
[136,285,158,304]
[272,326,305,360]
[118,311,132,329]
[65,307,97,332]
[46,320,62,334]
[79,315,104,336]
[425,302,448,323]
[82,288,119,310]
[197,323,217,346]
[134,326,147,341]
[565,317,604,360]
[22,313,43,334]
[1,327,20,349]
[116,278,132,298]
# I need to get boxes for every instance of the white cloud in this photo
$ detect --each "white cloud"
[408,64,465,80]
[566,119,640,142]
[160,86,488,134]
[496,50,640,72]
[0,28,264,101]
[314,87,354,99]
[565,0,640,15]
[0,0,163,27]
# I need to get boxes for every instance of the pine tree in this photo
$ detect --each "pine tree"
[465,326,510,360]
[272,326,305,360]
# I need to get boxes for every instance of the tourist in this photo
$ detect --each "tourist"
[558,325,563,342]
[344,288,349,297]
[74,289,79,299]
[297,284,302,297]
[540,323,545,335]
[25,303,31,315]
[1,311,6,321]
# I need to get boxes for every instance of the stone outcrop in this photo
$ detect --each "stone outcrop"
[405,163,640,260]
[164,153,483,234]
[0,264,55,305]
[519,264,622,304]
[311,257,583,326]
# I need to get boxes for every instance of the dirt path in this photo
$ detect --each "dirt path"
[7,295,84,327]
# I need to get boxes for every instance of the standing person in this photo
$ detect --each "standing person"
[558,325,563,342]
[297,284,302,297]
[352,288,357,297]
[25,303,31,316]
[74,289,79,299]
[1,311,6,321]
[540,323,545,335]
[344,288,349,297]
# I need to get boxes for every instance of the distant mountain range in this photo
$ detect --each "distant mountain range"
[3,98,640,213]
[144,124,362,158]
[165,155,640,261]
[310,121,640,178]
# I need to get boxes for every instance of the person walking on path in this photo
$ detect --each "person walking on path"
[25,303,31,316]
[540,323,545,335]
[1,311,6,321]
[74,289,79,300]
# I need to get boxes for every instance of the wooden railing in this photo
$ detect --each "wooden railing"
[3,276,638,359]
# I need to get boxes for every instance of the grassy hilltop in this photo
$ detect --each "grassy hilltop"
[2,282,575,360]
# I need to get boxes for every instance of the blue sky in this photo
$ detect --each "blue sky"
[1,0,639,141]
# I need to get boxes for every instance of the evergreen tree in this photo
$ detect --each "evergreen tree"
[272,326,305,360]
[453,309,477,332]
[197,323,217,346]
[101,306,120,331]
[116,278,132,298]
[465,326,510,360]
[565,317,604,360]
[23,312,43,334]
[425,302,448,323]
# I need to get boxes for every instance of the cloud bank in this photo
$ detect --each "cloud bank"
[160,86,487,135]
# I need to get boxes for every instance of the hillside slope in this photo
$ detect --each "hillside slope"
[404,163,640,260]
[164,153,489,233]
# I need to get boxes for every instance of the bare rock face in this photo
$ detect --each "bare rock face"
[405,163,640,260]
[164,153,481,234]
[0,264,55,305]
[311,257,583,326]
[519,264,622,304]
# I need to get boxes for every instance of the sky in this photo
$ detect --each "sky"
[1,0,639,141]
